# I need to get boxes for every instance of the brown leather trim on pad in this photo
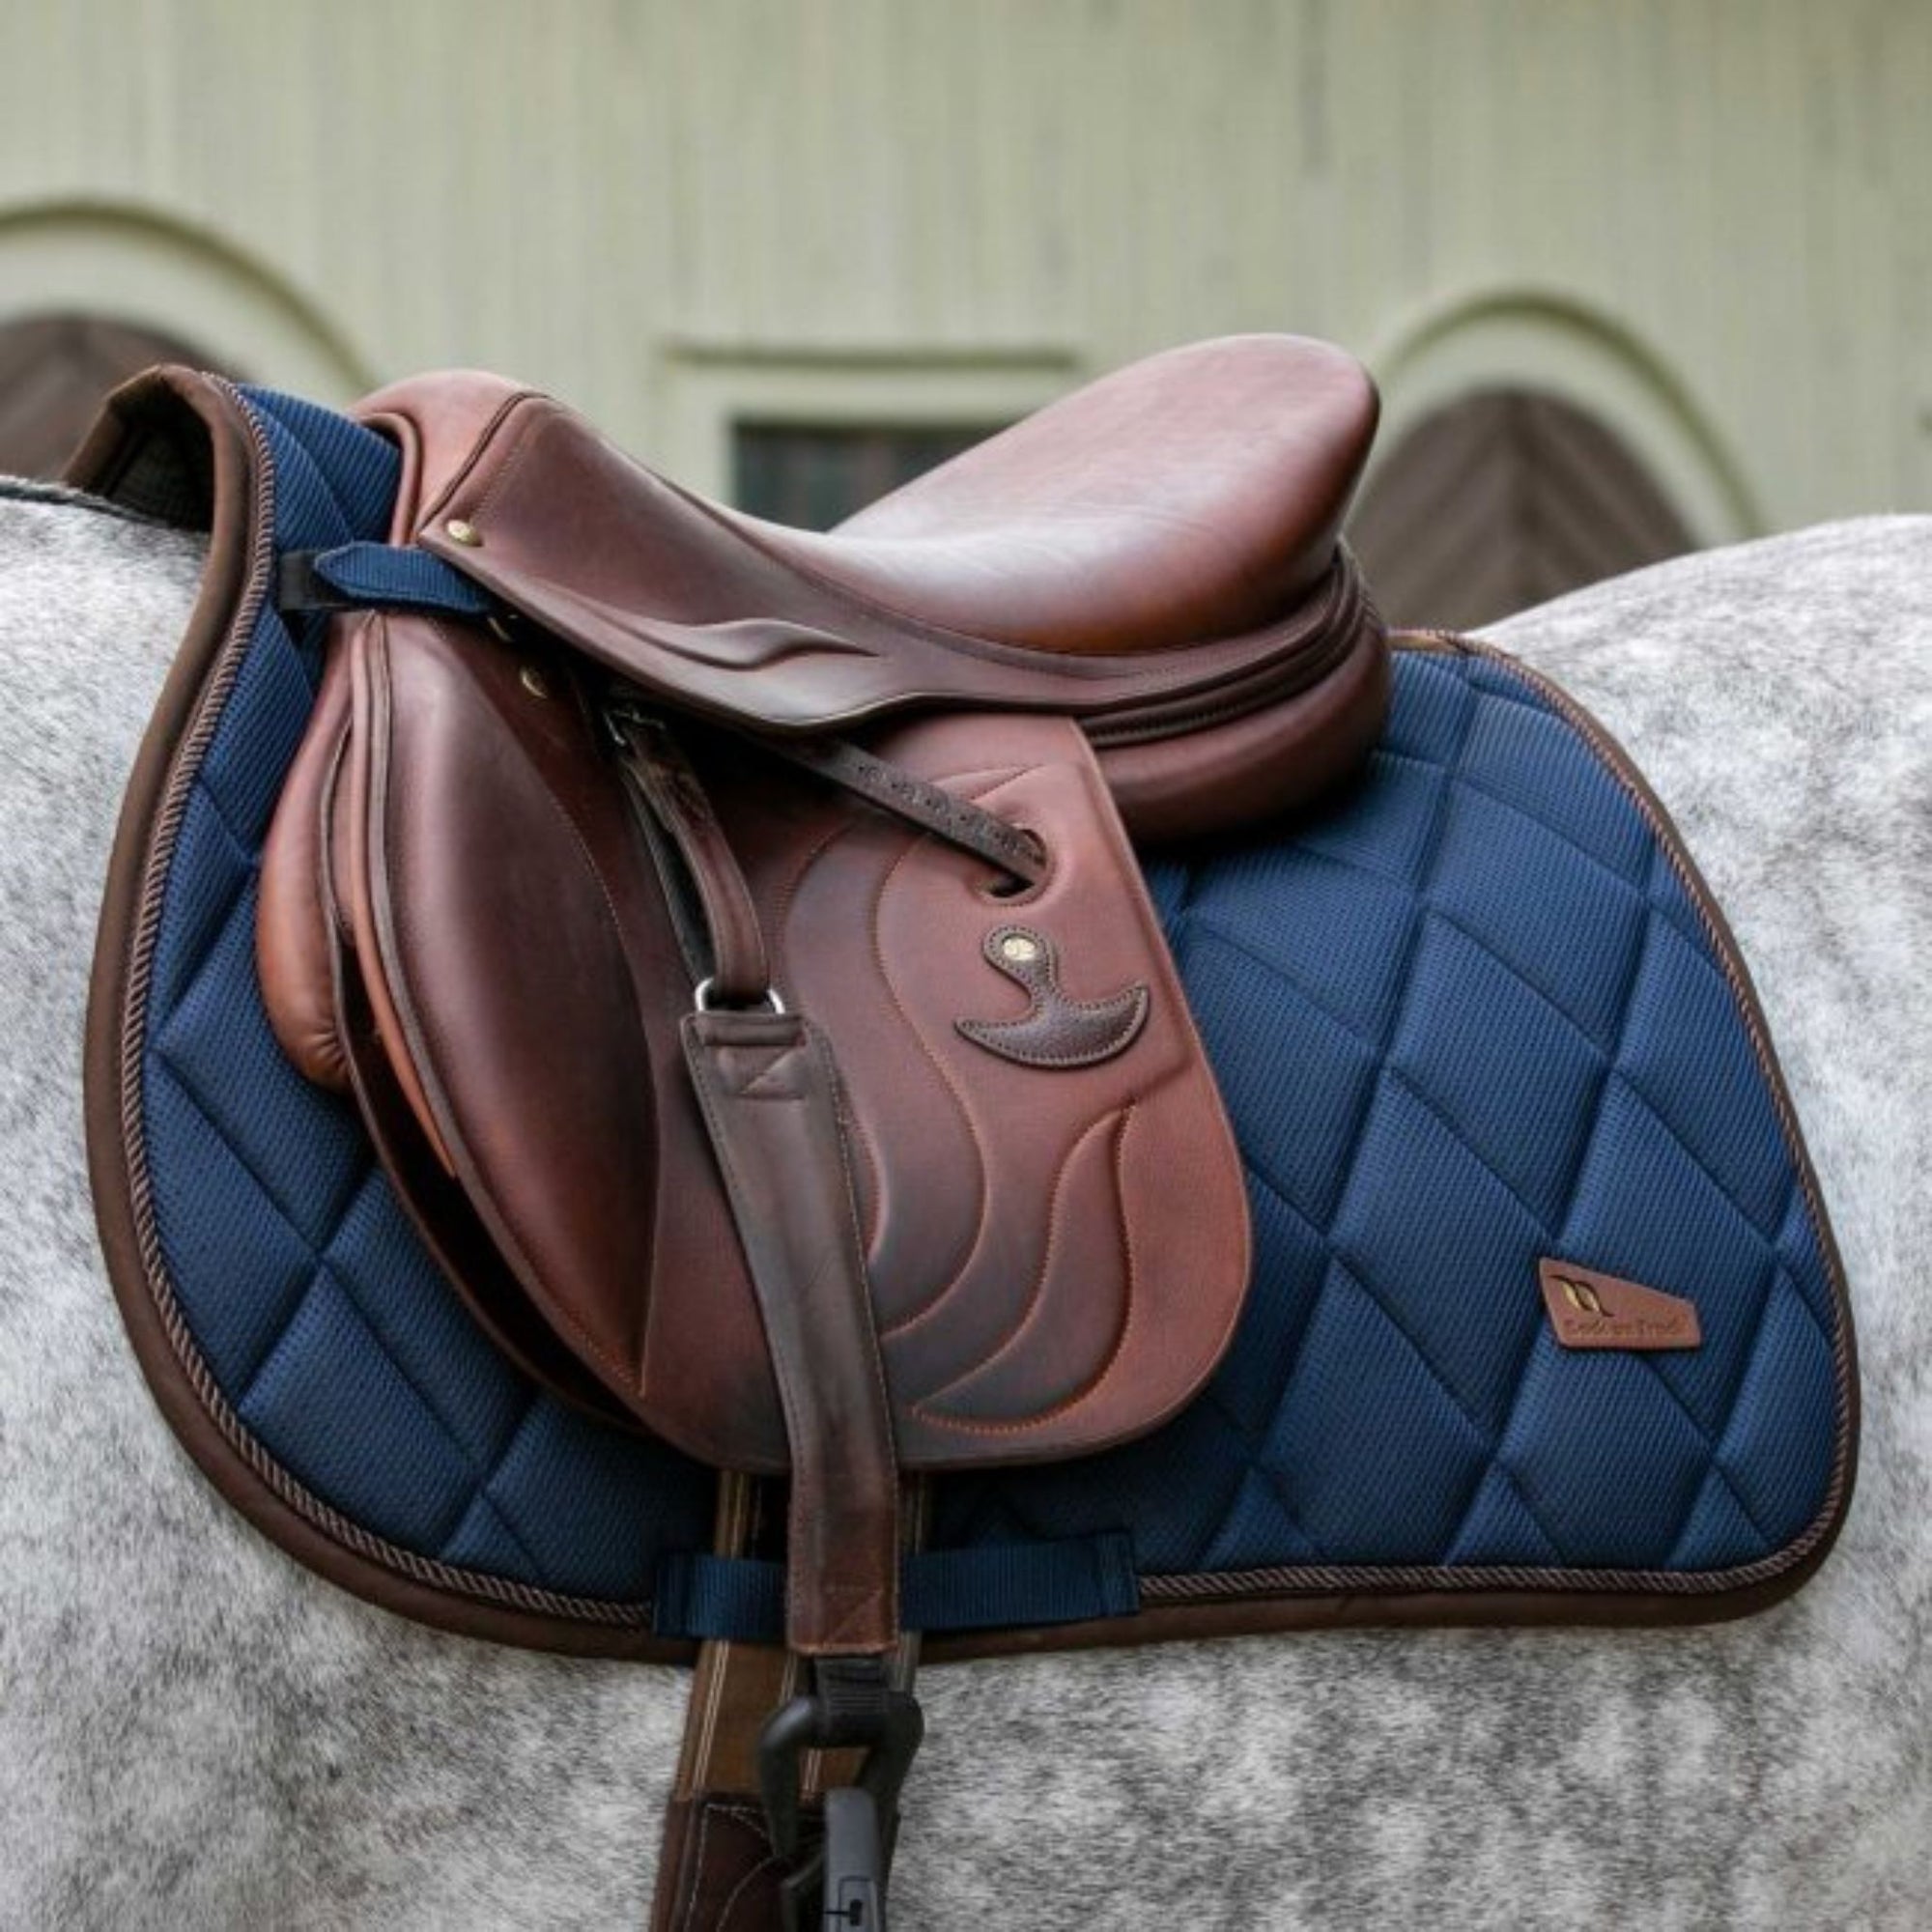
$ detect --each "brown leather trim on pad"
[926,1532,1849,1663]
[80,397,1857,1674]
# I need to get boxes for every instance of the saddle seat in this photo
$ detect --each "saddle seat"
[365,333,1374,664]
[701,333,1377,656]
[350,333,1383,855]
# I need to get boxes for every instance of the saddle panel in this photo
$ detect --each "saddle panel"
[256,639,354,1091]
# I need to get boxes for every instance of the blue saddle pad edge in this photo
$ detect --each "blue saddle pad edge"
[83,382,1857,1662]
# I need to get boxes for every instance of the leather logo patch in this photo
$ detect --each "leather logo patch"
[1539,1259,1701,1351]
[957,924,1149,1069]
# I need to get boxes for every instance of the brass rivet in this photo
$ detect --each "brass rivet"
[1000,933,1040,965]
[520,665,551,699]
[445,518,481,547]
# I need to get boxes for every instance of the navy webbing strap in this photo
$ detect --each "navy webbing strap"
[654,1532,1140,1642]
[277,542,493,618]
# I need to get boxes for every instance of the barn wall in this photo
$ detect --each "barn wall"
[0,0,1925,523]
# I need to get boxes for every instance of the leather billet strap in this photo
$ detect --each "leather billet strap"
[611,709,773,1009]
[764,733,1047,888]
[681,1009,898,1659]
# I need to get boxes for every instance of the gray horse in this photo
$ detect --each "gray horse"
[0,487,1925,1930]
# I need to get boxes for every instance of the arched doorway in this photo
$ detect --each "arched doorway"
[1348,388,1695,631]
[0,313,234,479]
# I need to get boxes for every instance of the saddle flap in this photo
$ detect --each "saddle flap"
[318,610,1249,1473]
[730,709,1254,1466]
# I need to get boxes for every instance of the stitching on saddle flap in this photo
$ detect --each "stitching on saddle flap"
[722,1039,811,1101]
[863,838,994,1342]
[911,1101,1144,1435]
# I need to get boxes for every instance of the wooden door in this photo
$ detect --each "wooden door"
[0,314,230,480]
[1348,389,1693,631]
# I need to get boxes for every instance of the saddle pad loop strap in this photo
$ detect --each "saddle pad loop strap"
[680,1008,900,1659]
[276,542,496,619]
[652,1530,1142,1641]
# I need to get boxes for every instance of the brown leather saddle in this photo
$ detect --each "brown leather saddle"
[218,336,1386,1924]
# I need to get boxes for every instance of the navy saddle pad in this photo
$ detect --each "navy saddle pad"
[87,386,1855,1661]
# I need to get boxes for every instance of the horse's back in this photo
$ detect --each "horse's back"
[1,500,1926,1930]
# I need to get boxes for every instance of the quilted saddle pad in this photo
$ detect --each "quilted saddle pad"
[87,386,1856,1661]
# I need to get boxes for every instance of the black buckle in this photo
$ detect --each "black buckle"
[818,1788,884,1929]
[758,1659,923,1932]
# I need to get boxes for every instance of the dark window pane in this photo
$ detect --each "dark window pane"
[734,422,1005,528]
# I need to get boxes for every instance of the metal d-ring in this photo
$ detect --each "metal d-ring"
[692,977,787,1016]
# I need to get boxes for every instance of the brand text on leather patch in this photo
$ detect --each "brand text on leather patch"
[1539,1258,1702,1350]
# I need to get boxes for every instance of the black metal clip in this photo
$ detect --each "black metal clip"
[758,1658,923,1932]
[818,1788,884,1929]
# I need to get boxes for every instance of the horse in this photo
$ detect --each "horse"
[0,478,1924,1930]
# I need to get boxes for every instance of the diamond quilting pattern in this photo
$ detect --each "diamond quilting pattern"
[128,391,1848,1630]
[937,648,1846,1584]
